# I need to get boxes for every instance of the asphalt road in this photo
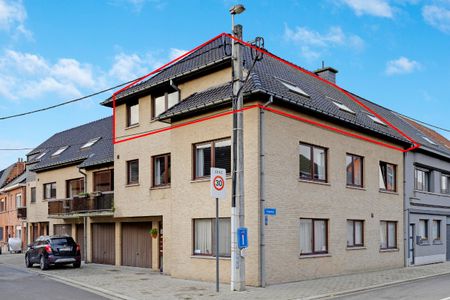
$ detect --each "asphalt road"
[335,274,450,300]
[0,264,108,300]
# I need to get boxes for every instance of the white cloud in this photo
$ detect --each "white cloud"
[423,5,450,34]
[169,48,188,61]
[385,56,421,75]
[284,25,364,60]
[109,0,166,12]
[341,0,394,18]
[0,0,31,38]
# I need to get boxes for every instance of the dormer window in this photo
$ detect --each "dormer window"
[152,91,180,119]
[332,101,355,115]
[81,137,101,149]
[52,146,68,156]
[275,77,310,98]
[126,100,139,127]
[368,114,387,126]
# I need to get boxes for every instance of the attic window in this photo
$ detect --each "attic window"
[277,79,310,98]
[332,101,355,114]
[81,137,101,149]
[35,152,46,160]
[422,136,437,145]
[52,146,68,156]
[367,115,387,126]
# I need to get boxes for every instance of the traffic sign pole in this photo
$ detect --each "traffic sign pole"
[216,197,219,293]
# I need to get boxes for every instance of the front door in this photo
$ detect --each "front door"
[409,224,415,265]
[447,225,450,261]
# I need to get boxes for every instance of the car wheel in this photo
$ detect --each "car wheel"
[73,262,81,268]
[25,255,33,268]
[40,256,49,270]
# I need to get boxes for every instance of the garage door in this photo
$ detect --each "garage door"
[92,223,115,265]
[53,224,72,236]
[122,222,152,268]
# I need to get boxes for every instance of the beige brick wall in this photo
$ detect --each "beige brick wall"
[262,106,404,284]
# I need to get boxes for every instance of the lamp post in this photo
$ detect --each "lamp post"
[230,3,245,292]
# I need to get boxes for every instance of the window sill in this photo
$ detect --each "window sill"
[346,246,366,251]
[299,253,331,259]
[191,255,231,261]
[125,124,139,130]
[433,240,443,245]
[125,183,140,187]
[418,241,430,246]
[346,185,365,191]
[379,248,399,253]
[150,185,171,190]
[191,175,231,183]
[298,179,330,186]
[379,189,398,195]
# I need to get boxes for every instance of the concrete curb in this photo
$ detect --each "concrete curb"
[302,271,450,300]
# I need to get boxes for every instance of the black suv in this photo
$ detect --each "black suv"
[25,235,81,270]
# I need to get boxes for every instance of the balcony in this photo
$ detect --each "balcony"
[48,191,114,218]
[17,207,27,219]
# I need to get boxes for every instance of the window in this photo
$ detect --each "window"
[52,146,68,156]
[300,218,328,255]
[415,168,430,192]
[193,218,231,257]
[347,220,364,247]
[368,114,387,126]
[152,154,171,187]
[346,154,363,187]
[299,143,327,181]
[0,227,3,241]
[31,187,36,203]
[277,78,310,98]
[35,152,46,160]
[127,102,139,126]
[432,220,441,241]
[419,219,429,240]
[380,221,397,249]
[15,194,22,208]
[194,138,231,179]
[441,175,449,194]
[0,199,5,212]
[152,91,180,118]
[81,137,100,149]
[43,182,56,200]
[93,170,114,192]
[66,178,84,198]
[333,101,355,114]
[127,159,139,184]
[379,162,396,192]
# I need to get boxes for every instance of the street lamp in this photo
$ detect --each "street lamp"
[230,3,245,292]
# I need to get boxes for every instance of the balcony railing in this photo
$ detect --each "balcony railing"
[48,191,113,217]
[17,207,27,219]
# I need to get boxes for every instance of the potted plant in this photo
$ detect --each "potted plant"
[149,228,158,239]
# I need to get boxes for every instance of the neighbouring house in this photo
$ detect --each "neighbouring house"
[397,117,450,266]
[0,159,26,252]
[25,117,114,262]
[99,34,415,285]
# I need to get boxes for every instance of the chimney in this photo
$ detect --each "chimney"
[314,66,338,84]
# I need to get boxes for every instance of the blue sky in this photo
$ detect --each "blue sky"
[1,0,450,169]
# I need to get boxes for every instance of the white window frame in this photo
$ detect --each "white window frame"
[52,146,68,156]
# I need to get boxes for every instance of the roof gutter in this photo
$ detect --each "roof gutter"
[0,183,26,193]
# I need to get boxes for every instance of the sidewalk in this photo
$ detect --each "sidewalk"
[2,253,450,299]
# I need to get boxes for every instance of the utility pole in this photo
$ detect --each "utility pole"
[230,4,245,292]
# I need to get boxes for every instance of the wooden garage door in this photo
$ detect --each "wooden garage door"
[122,222,152,268]
[92,223,115,265]
[54,224,72,236]
[76,224,85,261]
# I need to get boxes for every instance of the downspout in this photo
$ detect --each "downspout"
[403,151,410,267]
[78,168,88,264]
[259,96,273,287]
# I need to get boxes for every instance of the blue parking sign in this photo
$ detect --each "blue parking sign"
[237,227,248,249]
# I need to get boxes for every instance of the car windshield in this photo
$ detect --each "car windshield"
[51,238,74,246]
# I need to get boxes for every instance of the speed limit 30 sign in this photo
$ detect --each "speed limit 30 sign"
[211,168,226,199]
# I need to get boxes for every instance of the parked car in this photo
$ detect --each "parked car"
[8,237,22,253]
[25,235,81,270]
